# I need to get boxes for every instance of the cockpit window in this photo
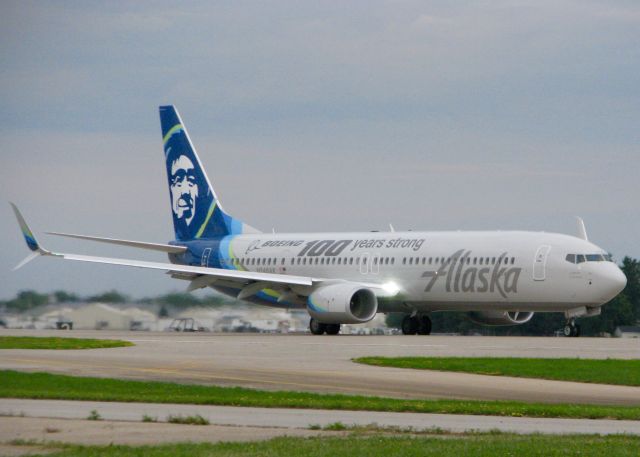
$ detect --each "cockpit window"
[566,253,612,264]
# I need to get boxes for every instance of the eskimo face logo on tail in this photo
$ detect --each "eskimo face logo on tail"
[170,155,199,226]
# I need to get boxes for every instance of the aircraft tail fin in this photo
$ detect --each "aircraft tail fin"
[159,105,259,240]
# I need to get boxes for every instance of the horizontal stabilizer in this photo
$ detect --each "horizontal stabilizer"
[45,232,187,254]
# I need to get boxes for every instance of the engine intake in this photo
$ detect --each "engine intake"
[468,310,534,326]
[307,284,378,324]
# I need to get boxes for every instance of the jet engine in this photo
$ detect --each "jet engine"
[307,283,378,324]
[468,310,534,326]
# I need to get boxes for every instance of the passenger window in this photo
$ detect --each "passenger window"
[511,257,515,264]
[391,258,395,265]
[403,258,406,265]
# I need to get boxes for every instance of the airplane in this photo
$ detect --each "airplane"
[11,105,627,337]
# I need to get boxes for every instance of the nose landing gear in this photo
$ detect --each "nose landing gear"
[401,314,432,335]
[563,319,581,337]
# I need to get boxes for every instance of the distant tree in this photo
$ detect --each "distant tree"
[200,294,232,307]
[155,293,202,307]
[385,313,404,329]
[5,290,49,311]
[86,290,128,303]
[621,257,640,320]
[158,304,169,318]
[53,290,79,303]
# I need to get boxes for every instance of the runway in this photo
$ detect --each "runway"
[1,330,639,405]
[3,398,640,436]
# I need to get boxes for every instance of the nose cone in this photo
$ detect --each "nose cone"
[600,264,627,302]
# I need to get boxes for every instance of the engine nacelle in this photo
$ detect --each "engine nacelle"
[468,310,534,326]
[307,284,378,324]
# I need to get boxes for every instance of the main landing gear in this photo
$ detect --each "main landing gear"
[563,319,581,337]
[309,318,341,335]
[401,314,432,335]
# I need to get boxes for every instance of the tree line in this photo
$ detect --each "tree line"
[0,289,234,313]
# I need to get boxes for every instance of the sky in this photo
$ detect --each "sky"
[1,1,638,300]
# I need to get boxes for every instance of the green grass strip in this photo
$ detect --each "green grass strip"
[16,434,640,457]
[0,336,133,350]
[354,357,640,387]
[1,370,640,420]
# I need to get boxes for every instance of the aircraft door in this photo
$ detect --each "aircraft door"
[201,247,212,267]
[533,245,551,281]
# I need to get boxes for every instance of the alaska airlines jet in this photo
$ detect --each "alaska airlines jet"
[11,106,627,337]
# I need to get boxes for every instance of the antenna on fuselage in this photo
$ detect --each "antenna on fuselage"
[389,223,395,232]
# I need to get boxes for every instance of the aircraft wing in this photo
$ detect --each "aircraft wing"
[10,204,397,299]
[48,252,313,285]
[45,231,188,254]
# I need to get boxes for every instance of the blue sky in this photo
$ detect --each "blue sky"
[1,1,638,299]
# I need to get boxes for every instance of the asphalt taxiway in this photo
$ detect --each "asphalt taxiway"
[1,330,639,405]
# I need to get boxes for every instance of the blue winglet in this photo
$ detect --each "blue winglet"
[10,203,41,251]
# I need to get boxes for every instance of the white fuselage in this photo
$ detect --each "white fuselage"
[205,229,625,314]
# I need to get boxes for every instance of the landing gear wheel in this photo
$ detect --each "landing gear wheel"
[401,315,419,335]
[309,318,327,335]
[417,316,432,335]
[563,320,580,337]
[325,324,341,335]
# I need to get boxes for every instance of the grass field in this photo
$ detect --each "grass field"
[12,434,640,457]
[354,357,640,386]
[2,370,639,420]
[0,336,133,350]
